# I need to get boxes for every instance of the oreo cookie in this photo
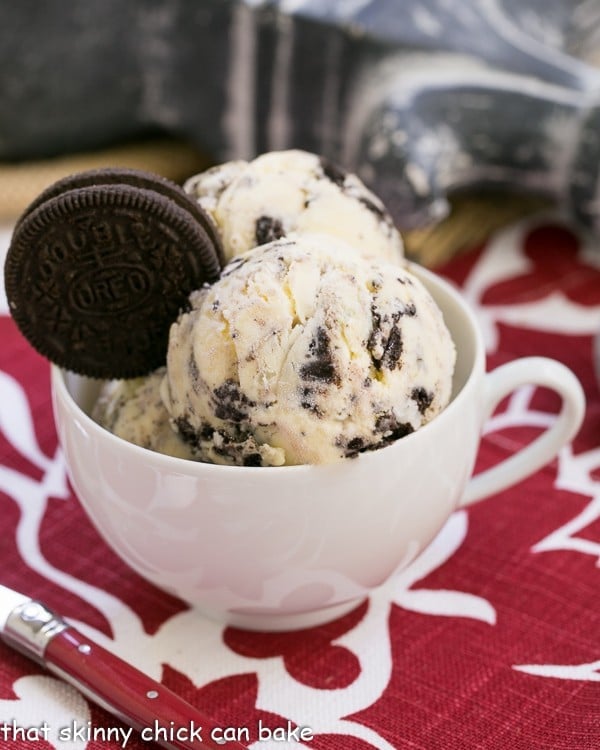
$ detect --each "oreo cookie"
[5,169,223,379]
[16,167,225,267]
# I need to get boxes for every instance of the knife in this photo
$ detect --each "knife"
[0,583,247,750]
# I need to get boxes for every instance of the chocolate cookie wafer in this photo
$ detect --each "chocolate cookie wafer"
[15,167,225,266]
[5,177,222,379]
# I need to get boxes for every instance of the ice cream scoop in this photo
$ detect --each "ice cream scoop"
[93,369,194,460]
[161,233,455,466]
[184,150,404,264]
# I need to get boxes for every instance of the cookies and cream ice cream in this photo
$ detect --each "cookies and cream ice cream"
[92,369,194,460]
[184,150,404,264]
[160,233,455,466]
[92,152,455,466]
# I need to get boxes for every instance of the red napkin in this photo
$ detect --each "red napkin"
[0,218,598,749]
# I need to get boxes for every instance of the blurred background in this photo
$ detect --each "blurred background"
[1,0,600,266]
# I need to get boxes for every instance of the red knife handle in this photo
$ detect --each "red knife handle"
[45,627,246,750]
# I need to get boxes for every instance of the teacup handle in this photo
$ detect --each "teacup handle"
[460,357,585,507]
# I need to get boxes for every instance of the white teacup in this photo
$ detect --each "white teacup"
[51,264,585,631]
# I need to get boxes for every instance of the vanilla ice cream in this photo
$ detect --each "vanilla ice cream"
[161,233,455,466]
[184,150,404,264]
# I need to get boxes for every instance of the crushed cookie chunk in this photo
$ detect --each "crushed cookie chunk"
[174,416,199,445]
[411,387,433,414]
[255,215,285,245]
[300,326,340,385]
[212,379,255,422]
[375,413,414,442]
[368,308,404,371]
[299,385,324,416]
[319,156,347,188]
[380,326,403,370]
[358,195,386,220]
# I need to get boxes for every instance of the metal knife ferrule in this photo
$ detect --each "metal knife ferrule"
[3,599,67,661]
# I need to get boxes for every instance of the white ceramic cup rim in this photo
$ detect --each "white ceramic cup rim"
[51,262,587,629]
